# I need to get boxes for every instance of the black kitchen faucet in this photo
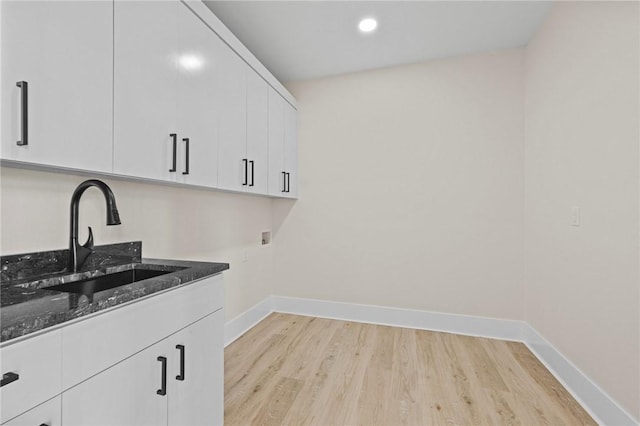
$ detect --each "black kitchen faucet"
[68,179,121,272]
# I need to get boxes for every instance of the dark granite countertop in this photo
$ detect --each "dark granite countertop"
[0,242,229,343]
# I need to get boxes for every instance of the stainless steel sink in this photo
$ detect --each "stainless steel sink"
[45,267,179,296]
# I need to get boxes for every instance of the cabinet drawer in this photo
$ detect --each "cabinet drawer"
[0,330,62,424]
[62,274,224,390]
[2,395,61,426]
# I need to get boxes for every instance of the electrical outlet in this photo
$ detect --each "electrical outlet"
[570,206,580,226]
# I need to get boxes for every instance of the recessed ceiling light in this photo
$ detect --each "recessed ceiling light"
[358,18,377,33]
[178,54,204,71]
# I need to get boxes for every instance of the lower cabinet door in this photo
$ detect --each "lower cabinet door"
[61,339,170,426]
[2,396,61,426]
[168,310,224,426]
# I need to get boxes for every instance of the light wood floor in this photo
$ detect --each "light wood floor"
[224,313,596,425]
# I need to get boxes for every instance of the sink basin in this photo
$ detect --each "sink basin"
[45,268,178,296]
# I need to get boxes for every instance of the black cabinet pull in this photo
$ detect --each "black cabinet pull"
[16,81,28,146]
[286,172,291,193]
[282,171,286,192]
[176,344,185,381]
[1,372,19,387]
[157,356,167,396]
[242,159,248,186]
[249,160,255,187]
[39,424,49,426]
[169,134,177,172]
[182,138,189,175]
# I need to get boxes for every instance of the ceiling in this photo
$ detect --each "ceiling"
[203,1,553,83]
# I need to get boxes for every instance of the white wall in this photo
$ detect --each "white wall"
[0,167,274,320]
[275,49,525,320]
[524,1,639,419]
[2,2,637,418]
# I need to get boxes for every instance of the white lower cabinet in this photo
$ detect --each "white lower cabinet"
[62,310,224,426]
[3,396,61,426]
[61,336,169,426]
[0,274,225,426]
[0,330,62,424]
[168,311,224,426]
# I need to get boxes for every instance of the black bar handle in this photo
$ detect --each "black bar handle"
[249,161,255,187]
[282,171,286,192]
[16,81,28,146]
[176,344,185,381]
[182,138,189,175]
[1,372,19,387]
[286,172,291,193]
[169,134,177,172]
[242,159,248,186]
[157,356,167,396]
[39,424,49,426]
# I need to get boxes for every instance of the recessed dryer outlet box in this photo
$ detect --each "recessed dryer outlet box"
[261,231,272,245]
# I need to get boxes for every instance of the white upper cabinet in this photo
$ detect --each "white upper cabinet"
[216,45,247,192]
[268,87,298,198]
[1,0,297,198]
[268,87,286,196]
[0,1,113,172]
[218,59,270,195]
[245,69,269,194]
[175,2,221,187]
[113,1,220,187]
[113,0,179,182]
[284,101,299,198]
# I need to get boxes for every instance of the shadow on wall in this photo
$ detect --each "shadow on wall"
[272,198,296,240]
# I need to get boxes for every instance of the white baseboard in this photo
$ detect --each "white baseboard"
[271,295,526,341]
[522,325,637,426]
[223,297,273,347]
[224,295,638,425]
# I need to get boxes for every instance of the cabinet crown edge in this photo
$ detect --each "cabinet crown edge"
[183,0,297,109]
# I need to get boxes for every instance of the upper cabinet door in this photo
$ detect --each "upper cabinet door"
[0,1,113,172]
[267,87,285,197]
[246,69,269,195]
[267,87,298,198]
[175,2,220,187]
[283,102,298,198]
[113,0,179,182]
[217,47,247,192]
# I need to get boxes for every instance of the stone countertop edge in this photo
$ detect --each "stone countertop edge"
[0,257,229,345]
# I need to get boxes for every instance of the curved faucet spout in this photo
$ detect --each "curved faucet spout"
[69,179,121,272]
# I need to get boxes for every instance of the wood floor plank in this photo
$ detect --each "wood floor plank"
[458,334,510,392]
[437,332,493,425]
[224,315,316,425]
[353,366,392,425]
[481,338,568,425]
[225,313,596,426]
[316,321,375,425]
[414,329,458,425]
[280,321,349,425]
[250,377,304,426]
[505,341,597,425]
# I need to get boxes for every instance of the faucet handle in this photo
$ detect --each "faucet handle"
[82,226,94,250]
